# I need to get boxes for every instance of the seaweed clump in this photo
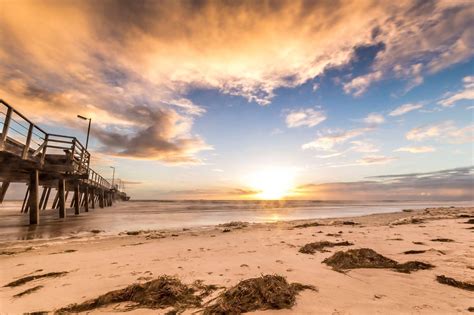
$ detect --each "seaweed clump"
[299,241,353,254]
[294,222,322,228]
[322,248,434,273]
[203,275,316,314]
[4,272,68,288]
[13,285,43,298]
[436,275,474,291]
[56,275,217,314]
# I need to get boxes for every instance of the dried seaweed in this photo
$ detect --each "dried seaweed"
[4,272,68,288]
[56,275,217,314]
[323,248,434,273]
[436,275,474,291]
[203,275,316,314]
[13,285,43,298]
[299,241,353,254]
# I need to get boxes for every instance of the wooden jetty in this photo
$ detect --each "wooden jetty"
[0,99,129,224]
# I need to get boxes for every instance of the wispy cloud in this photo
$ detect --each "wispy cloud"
[395,146,435,153]
[356,155,397,165]
[350,140,379,153]
[406,121,473,144]
[438,76,474,107]
[302,128,372,151]
[362,113,385,126]
[389,103,423,116]
[343,71,382,97]
[285,108,326,128]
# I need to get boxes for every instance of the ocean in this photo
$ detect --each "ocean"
[0,200,471,241]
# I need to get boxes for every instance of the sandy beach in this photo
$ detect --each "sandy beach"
[1,206,473,314]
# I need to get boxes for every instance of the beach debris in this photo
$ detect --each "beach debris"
[391,217,424,225]
[342,221,358,225]
[412,241,426,245]
[402,209,414,212]
[222,229,231,233]
[294,222,322,228]
[436,275,474,291]
[56,275,218,314]
[218,221,249,229]
[403,250,426,255]
[299,241,353,254]
[430,238,454,242]
[0,250,15,255]
[13,285,43,298]
[322,248,434,273]
[468,307,474,312]
[203,275,316,314]
[4,271,68,288]
[465,219,474,224]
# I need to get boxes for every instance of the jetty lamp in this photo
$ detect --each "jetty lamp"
[77,115,91,149]
[110,166,115,188]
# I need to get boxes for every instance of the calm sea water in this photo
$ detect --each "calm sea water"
[0,200,471,241]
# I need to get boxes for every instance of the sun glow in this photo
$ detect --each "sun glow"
[247,167,296,200]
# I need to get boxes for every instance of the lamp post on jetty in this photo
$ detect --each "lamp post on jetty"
[110,166,115,188]
[77,115,92,149]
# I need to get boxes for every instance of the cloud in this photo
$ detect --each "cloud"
[438,76,474,107]
[350,140,379,153]
[406,121,473,143]
[1,0,473,163]
[363,113,385,125]
[356,155,397,165]
[395,146,435,153]
[297,166,473,201]
[343,71,382,97]
[389,103,423,116]
[302,128,371,151]
[285,108,326,128]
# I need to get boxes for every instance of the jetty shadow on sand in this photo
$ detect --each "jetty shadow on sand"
[203,275,316,314]
[323,248,434,273]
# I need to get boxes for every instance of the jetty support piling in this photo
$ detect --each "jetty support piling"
[29,170,39,225]
[0,181,9,204]
[58,179,66,218]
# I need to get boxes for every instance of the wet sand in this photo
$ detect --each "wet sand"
[0,206,473,314]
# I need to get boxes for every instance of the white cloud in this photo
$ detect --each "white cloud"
[350,140,379,153]
[395,146,435,153]
[363,113,385,125]
[406,121,473,144]
[343,71,382,97]
[438,76,474,107]
[302,128,371,151]
[389,103,423,116]
[285,108,326,128]
[357,155,397,165]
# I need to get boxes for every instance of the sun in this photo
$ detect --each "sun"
[246,167,296,200]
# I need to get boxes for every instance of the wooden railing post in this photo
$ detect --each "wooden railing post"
[22,124,34,159]
[40,134,49,165]
[0,106,13,150]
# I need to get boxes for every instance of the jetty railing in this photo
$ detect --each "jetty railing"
[0,99,90,174]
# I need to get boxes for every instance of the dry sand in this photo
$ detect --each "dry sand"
[0,206,473,314]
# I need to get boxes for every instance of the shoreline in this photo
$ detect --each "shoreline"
[1,206,473,314]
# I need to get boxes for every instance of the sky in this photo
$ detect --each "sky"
[0,0,473,200]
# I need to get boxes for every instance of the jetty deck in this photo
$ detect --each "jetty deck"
[0,99,129,224]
